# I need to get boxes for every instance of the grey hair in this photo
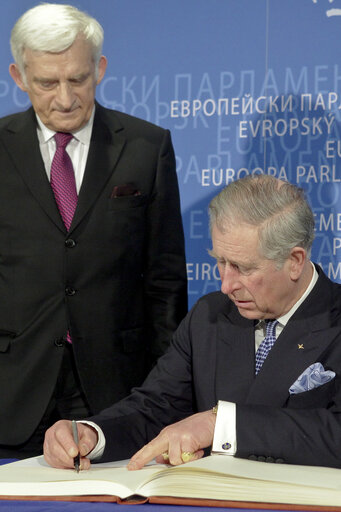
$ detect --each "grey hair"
[10,3,104,79]
[208,175,315,265]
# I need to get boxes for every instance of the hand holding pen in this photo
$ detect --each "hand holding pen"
[43,420,99,470]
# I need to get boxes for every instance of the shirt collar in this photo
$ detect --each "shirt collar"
[36,105,95,145]
[277,261,318,326]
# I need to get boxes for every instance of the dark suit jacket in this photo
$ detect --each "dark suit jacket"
[0,103,187,445]
[90,265,341,468]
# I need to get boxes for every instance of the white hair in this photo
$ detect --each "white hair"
[10,3,104,78]
[209,175,315,266]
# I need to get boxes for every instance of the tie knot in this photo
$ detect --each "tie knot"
[265,319,278,338]
[54,132,73,148]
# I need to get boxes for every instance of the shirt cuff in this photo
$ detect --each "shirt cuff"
[211,400,237,455]
[79,420,106,460]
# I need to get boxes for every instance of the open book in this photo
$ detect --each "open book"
[1,454,341,508]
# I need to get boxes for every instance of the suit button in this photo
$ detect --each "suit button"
[266,457,275,463]
[248,455,257,461]
[54,338,64,347]
[257,456,266,462]
[275,458,284,464]
[65,287,76,296]
[65,239,76,248]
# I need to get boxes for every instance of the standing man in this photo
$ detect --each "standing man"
[45,175,341,471]
[0,3,187,458]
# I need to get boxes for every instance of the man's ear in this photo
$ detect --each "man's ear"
[288,246,307,280]
[96,55,107,85]
[9,63,27,91]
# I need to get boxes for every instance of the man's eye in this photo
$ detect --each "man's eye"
[239,266,252,275]
[70,74,89,85]
[40,82,55,89]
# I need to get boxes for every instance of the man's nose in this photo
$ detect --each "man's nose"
[221,266,241,295]
[55,83,74,110]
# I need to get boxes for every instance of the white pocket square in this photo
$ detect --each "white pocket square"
[289,362,335,395]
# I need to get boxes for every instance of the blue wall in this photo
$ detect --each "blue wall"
[1,0,341,308]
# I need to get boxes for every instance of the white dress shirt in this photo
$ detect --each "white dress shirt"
[36,107,95,193]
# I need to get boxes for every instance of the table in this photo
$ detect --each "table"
[0,502,297,512]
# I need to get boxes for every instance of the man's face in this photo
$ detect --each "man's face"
[211,222,300,320]
[9,37,107,132]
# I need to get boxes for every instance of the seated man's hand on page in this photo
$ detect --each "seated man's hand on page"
[43,420,98,469]
[127,410,216,470]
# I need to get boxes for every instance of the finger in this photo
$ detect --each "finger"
[166,440,183,466]
[155,454,171,465]
[180,451,196,463]
[127,438,169,470]
[44,420,77,469]
[155,449,203,467]
[44,422,94,471]
[181,449,204,464]
[78,456,91,471]
[77,424,98,457]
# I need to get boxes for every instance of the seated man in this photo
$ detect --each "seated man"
[44,175,341,470]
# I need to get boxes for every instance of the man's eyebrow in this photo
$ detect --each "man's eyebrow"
[33,71,91,82]
[33,76,57,82]
[69,71,91,80]
[208,249,251,269]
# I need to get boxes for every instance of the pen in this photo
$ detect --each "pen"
[71,420,80,473]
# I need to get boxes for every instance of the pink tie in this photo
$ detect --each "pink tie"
[50,133,77,344]
[50,132,78,231]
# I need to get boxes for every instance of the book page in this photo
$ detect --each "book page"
[1,454,341,507]
[180,453,341,490]
[0,456,165,498]
[138,455,341,507]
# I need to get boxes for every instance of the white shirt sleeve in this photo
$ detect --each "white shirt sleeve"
[211,400,237,455]
[79,420,106,460]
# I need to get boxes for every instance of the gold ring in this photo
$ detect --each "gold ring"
[161,452,169,461]
[181,451,195,463]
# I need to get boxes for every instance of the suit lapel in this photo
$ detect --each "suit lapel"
[245,267,341,406]
[215,307,255,403]
[1,108,65,232]
[69,105,126,233]
[245,314,340,405]
[1,105,127,234]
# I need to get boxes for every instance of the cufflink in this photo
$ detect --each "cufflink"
[221,442,231,450]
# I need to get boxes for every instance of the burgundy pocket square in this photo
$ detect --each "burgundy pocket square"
[111,183,141,198]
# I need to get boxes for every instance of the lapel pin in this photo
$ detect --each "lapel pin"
[298,344,304,349]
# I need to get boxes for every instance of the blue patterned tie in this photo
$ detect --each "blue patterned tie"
[255,320,279,375]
